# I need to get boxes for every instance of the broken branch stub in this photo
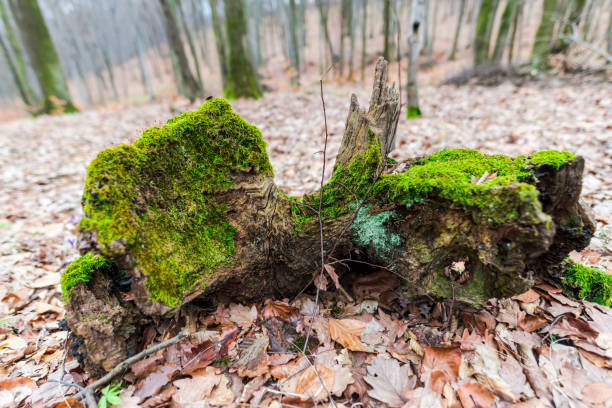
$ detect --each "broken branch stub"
[66,58,593,375]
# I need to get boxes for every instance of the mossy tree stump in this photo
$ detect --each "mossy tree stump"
[66,58,594,374]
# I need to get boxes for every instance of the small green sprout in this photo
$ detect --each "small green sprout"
[98,383,122,408]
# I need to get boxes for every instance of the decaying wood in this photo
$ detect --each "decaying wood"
[66,58,594,375]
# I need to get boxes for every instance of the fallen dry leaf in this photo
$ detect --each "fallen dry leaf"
[581,381,612,405]
[228,303,258,329]
[364,355,414,407]
[329,318,371,352]
[422,346,461,393]
[294,364,335,402]
[457,382,495,408]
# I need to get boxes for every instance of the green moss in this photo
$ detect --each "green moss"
[351,203,402,260]
[212,357,232,366]
[528,150,576,169]
[562,260,612,306]
[374,148,553,224]
[406,106,422,119]
[61,254,112,302]
[79,98,273,306]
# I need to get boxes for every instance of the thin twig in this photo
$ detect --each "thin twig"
[301,69,337,408]
[303,77,331,356]
[48,379,86,392]
[74,331,187,404]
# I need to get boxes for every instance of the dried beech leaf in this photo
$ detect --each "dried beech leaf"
[457,382,495,408]
[328,318,371,352]
[228,303,258,328]
[364,356,414,407]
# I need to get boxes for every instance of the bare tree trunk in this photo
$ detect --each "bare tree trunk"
[531,0,558,69]
[473,0,498,66]
[176,0,205,92]
[209,0,228,85]
[492,0,518,64]
[360,0,368,82]
[0,0,37,107]
[407,0,425,118]
[315,0,336,65]
[425,0,439,64]
[223,0,261,98]
[288,0,300,85]
[9,0,77,113]
[449,0,466,60]
[348,1,355,80]
[158,0,203,101]
[382,0,391,60]
[508,0,523,64]
[606,5,612,55]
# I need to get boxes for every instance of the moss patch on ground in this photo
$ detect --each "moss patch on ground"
[61,253,112,302]
[562,260,612,306]
[79,98,272,306]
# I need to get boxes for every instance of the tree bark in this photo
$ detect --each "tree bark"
[0,0,37,107]
[382,0,391,61]
[406,0,425,118]
[288,0,300,85]
[507,0,522,64]
[473,0,499,66]
[492,0,518,64]
[223,0,261,98]
[448,0,466,61]
[176,0,205,92]
[209,0,228,84]
[316,0,336,67]
[360,0,368,82]
[66,58,593,376]
[158,0,203,102]
[9,0,77,114]
[531,0,558,69]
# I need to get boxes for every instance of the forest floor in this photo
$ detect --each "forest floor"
[1,73,611,407]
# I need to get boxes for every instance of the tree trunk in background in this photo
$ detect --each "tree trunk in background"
[531,0,558,69]
[9,0,77,114]
[382,0,391,60]
[425,0,439,64]
[315,0,336,66]
[0,0,37,107]
[288,0,300,85]
[339,0,351,76]
[492,0,518,64]
[158,0,202,102]
[223,0,261,99]
[348,1,355,80]
[606,6,612,54]
[560,0,586,52]
[100,48,119,101]
[176,0,205,92]
[406,0,425,119]
[449,0,466,60]
[360,0,368,81]
[68,58,593,376]
[0,35,32,107]
[209,0,228,85]
[253,0,262,67]
[508,0,522,64]
[582,0,594,41]
[473,0,497,66]
[135,37,156,101]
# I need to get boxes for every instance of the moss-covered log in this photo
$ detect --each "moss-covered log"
[66,58,594,375]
